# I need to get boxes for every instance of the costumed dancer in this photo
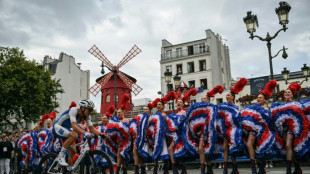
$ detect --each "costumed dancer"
[202,85,224,174]
[46,111,56,131]
[107,94,132,174]
[218,78,247,174]
[147,96,171,174]
[271,83,309,174]
[130,104,151,174]
[166,90,195,174]
[239,80,277,174]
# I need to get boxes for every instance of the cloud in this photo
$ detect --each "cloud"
[0,0,309,112]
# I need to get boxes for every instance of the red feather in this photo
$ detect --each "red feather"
[72,154,79,164]
[39,114,50,126]
[259,80,277,98]
[207,85,224,97]
[121,94,131,110]
[152,98,161,108]
[147,103,153,109]
[69,101,77,108]
[106,105,115,117]
[21,144,28,152]
[49,111,56,121]
[288,82,301,95]
[163,91,177,103]
[230,78,248,94]
[182,88,198,102]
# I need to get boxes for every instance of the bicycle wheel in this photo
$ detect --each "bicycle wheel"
[37,153,67,174]
[80,150,114,174]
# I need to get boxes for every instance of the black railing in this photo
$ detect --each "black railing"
[161,47,209,61]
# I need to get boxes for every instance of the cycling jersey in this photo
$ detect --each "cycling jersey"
[52,107,93,139]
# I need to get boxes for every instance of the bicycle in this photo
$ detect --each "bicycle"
[38,136,114,174]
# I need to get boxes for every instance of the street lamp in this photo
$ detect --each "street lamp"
[164,69,172,84]
[173,73,181,89]
[164,70,182,113]
[243,1,291,80]
[281,64,309,85]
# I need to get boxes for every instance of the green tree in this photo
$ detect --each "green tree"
[0,47,63,129]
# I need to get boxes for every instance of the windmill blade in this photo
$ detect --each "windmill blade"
[88,45,114,70]
[117,45,142,69]
[117,72,143,96]
[89,72,114,96]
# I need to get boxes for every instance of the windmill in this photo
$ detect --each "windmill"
[88,44,143,114]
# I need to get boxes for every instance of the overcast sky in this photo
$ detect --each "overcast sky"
[1,0,309,111]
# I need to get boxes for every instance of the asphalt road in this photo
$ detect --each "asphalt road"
[125,167,310,174]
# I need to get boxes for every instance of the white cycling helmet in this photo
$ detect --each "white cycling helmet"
[79,99,95,109]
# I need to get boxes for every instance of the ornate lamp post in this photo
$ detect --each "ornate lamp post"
[164,70,182,112]
[243,1,291,80]
[282,64,310,85]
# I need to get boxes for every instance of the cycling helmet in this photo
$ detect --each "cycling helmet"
[79,99,95,109]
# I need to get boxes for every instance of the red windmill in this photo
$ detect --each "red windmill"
[88,45,143,115]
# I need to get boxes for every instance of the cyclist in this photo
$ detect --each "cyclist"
[52,99,103,167]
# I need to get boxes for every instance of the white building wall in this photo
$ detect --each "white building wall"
[43,53,90,115]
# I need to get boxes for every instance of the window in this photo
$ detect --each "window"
[188,80,195,88]
[166,65,172,73]
[194,44,199,54]
[114,94,118,102]
[200,79,208,89]
[106,94,110,102]
[199,60,206,71]
[187,62,194,73]
[216,98,223,105]
[187,46,194,55]
[176,64,182,74]
[176,48,182,58]
[166,50,172,59]
[190,99,196,105]
[199,43,206,53]
[168,102,173,110]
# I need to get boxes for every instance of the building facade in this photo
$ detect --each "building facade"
[160,29,232,110]
[43,52,90,114]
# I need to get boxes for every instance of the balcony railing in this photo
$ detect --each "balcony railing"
[161,47,209,61]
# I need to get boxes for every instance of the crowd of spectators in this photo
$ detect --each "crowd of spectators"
[0,128,30,174]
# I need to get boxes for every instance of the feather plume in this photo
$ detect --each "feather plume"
[259,80,277,98]
[207,85,224,97]
[182,88,198,102]
[288,82,301,95]
[49,111,56,121]
[106,105,115,117]
[152,98,161,108]
[163,91,177,103]
[69,101,77,108]
[147,103,153,109]
[121,94,131,110]
[39,114,50,126]
[230,78,248,94]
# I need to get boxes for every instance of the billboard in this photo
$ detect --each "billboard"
[250,76,269,95]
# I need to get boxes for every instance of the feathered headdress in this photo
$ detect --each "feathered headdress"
[106,105,115,117]
[163,91,177,103]
[38,114,50,126]
[182,88,198,102]
[259,80,277,98]
[288,82,301,95]
[49,111,56,121]
[207,85,224,97]
[69,101,77,108]
[120,94,131,110]
[230,78,248,94]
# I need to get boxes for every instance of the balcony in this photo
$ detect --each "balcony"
[161,47,209,61]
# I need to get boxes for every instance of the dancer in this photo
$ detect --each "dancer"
[271,83,309,174]
[217,78,248,174]
[239,80,277,174]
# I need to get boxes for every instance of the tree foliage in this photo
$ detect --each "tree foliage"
[0,47,63,129]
